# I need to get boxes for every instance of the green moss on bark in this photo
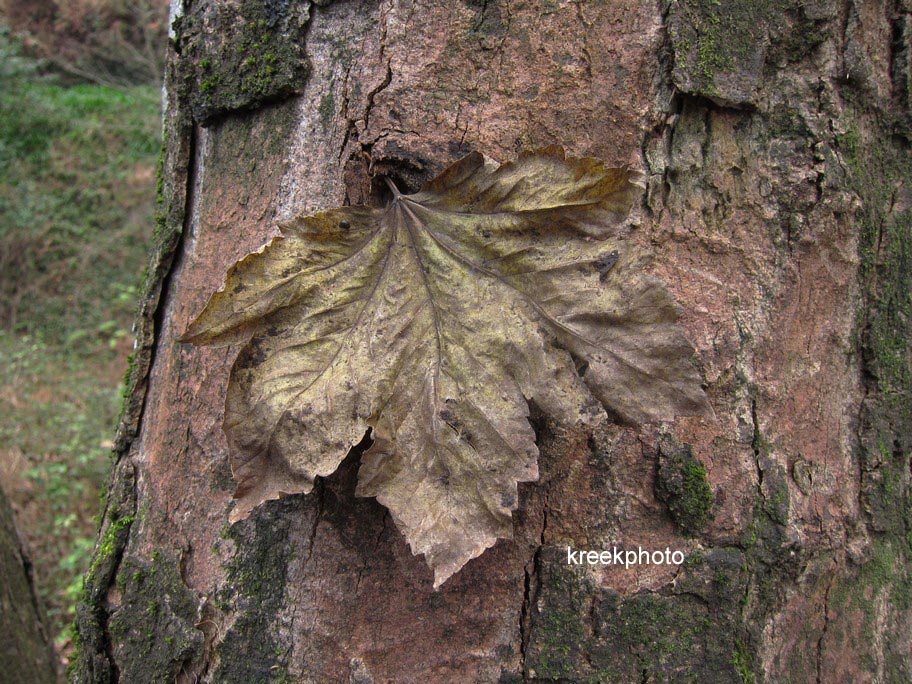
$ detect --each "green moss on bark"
[838,113,911,539]
[174,0,313,125]
[211,498,301,683]
[525,547,749,683]
[71,463,136,684]
[655,437,714,536]
[816,73,912,681]
[107,551,203,683]
[85,515,134,586]
[666,0,833,105]
[524,556,590,680]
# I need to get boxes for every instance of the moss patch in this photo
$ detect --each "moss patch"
[758,70,912,679]
[211,498,300,683]
[828,84,912,680]
[655,436,714,536]
[823,536,912,680]
[666,0,833,105]
[107,551,203,682]
[524,551,590,680]
[85,515,134,586]
[525,547,748,682]
[174,0,313,124]
[70,462,136,683]
[838,109,911,540]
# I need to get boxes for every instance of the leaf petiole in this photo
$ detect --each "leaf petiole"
[383,176,403,199]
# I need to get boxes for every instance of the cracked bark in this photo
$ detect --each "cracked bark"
[72,0,911,682]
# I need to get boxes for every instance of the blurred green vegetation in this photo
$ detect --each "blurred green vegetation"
[0,26,160,650]
[0,27,160,339]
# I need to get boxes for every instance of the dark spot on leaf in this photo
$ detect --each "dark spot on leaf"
[501,492,515,508]
[281,409,308,427]
[238,344,266,369]
[595,251,619,281]
[233,283,246,293]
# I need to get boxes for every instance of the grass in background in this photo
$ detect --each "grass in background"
[0,26,160,653]
[0,28,160,339]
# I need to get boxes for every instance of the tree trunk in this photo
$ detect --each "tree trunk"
[0,486,58,683]
[73,1,912,682]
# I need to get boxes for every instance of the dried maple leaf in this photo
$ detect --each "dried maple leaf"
[182,146,711,587]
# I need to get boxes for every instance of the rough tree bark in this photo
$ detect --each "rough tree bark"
[73,0,911,682]
[0,486,58,683]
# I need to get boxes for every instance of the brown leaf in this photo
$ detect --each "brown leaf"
[182,147,711,587]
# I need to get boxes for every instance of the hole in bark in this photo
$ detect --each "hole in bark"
[370,150,429,200]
